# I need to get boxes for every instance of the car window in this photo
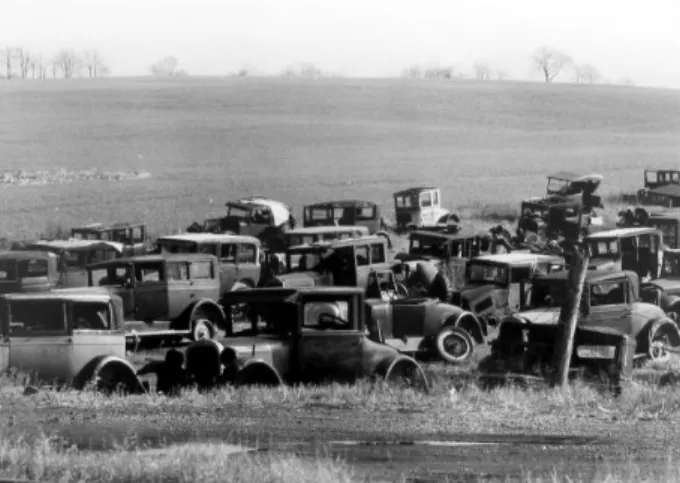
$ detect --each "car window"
[72,301,111,330]
[355,245,370,266]
[198,243,218,256]
[64,250,88,268]
[111,229,129,243]
[0,260,16,281]
[356,206,376,220]
[221,244,236,262]
[370,243,385,264]
[90,248,118,264]
[590,281,626,306]
[131,227,144,243]
[9,300,65,335]
[190,261,214,280]
[167,262,189,281]
[97,266,130,286]
[237,244,257,264]
[420,192,432,207]
[510,266,532,282]
[135,264,163,283]
[302,301,350,330]
[18,259,48,278]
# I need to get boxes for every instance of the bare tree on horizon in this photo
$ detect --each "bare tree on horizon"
[83,49,106,78]
[54,49,80,79]
[473,62,493,81]
[1,47,15,79]
[573,63,601,84]
[532,46,573,83]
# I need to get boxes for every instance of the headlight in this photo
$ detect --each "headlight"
[576,345,616,360]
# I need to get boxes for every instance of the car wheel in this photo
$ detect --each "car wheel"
[191,319,214,342]
[435,326,475,364]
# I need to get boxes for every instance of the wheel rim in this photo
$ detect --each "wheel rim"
[650,337,669,361]
[194,319,211,340]
[443,332,471,360]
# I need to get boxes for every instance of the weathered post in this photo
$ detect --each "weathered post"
[551,240,590,387]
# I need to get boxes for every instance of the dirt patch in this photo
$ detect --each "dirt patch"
[0,168,151,187]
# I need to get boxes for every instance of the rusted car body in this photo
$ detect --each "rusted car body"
[186,287,430,391]
[457,253,566,325]
[155,233,262,294]
[284,225,370,249]
[303,200,385,235]
[0,250,60,294]
[14,239,125,288]
[0,291,145,393]
[395,229,495,293]
[585,227,663,280]
[393,187,451,232]
[70,222,149,256]
[488,270,680,365]
[264,236,393,290]
[85,254,225,345]
[640,249,680,320]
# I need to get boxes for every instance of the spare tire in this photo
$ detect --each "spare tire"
[435,326,475,364]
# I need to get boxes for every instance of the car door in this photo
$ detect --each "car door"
[219,243,238,291]
[189,259,220,302]
[133,262,169,322]
[236,243,260,285]
[582,279,632,333]
[166,261,192,319]
[297,297,364,383]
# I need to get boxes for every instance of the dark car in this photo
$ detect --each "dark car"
[0,250,60,294]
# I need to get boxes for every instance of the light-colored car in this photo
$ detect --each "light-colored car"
[393,187,451,232]
[0,291,145,393]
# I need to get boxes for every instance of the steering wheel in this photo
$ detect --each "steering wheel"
[317,313,348,329]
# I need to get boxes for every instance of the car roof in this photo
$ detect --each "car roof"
[287,235,386,251]
[221,286,365,304]
[1,289,113,304]
[22,239,125,253]
[72,222,143,231]
[472,253,564,265]
[157,233,261,245]
[0,250,58,261]
[648,184,680,198]
[87,253,218,269]
[547,171,582,181]
[410,228,489,241]
[646,168,680,173]
[393,187,439,197]
[287,226,369,235]
[586,227,659,239]
[535,269,635,283]
[304,200,377,209]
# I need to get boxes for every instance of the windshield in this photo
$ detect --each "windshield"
[409,236,448,258]
[529,281,567,307]
[0,258,50,281]
[285,249,327,272]
[288,235,318,247]
[305,207,331,222]
[587,239,620,258]
[467,262,509,285]
[226,205,250,219]
[94,265,130,286]
[547,177,571,194]
[651,221,677,248]
[159,241,198,254]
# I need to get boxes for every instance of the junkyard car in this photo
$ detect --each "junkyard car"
[86,254,226,345]
[14,239,125,288]
[585,227,663,280]
[394,229,496,293]
[364,269,486,364]
[0,250,60,294]
[637,169,680,204]
[302,200,387,236]
[393,187,451,232]
[284,225,370,249]
[457,253,566,325]
[155,233,262,294]
[223,197,294,251]
[0,291,146,393]
[186,287,430,391]
[70,222,149,256]
[264,235,393,290]
[640,249,680,320]
[644,210,680,249]
[639,185,680,208]
[487,270,680,366]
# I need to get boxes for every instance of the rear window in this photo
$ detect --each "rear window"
[8,300,65,335]
[18,259,49,278]
[190,261,214,280]
[356,206,376,220]
[72,301,112,330]
[237,244,257,264]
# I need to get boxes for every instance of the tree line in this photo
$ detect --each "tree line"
[0,47,109,79]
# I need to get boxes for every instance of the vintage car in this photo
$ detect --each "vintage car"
[70,222,149,256]
[363,269,485,364]
[637,169,680,204]
[155,233,262,294]
[585,227,663,280]
[284,225,370,249]
[185,287,430,392]
[85,254,226,345]
[392,187,451,232]
[222,197,294,252]
[14,239,125,288]
[457,253,566,325]
[639,184,680,208]
[487,270,680,366]
[0,291,146,393]
[640,249,680,320]
[394,229,496,293]
[0,250,60,294]
[302,200,387,236]
[263,236,393,290]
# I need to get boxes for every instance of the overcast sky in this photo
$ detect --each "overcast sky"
[1,0,679,88]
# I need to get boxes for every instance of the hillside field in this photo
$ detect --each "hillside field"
[0,77,679,239]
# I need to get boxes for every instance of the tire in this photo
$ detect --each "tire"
[435,326,475,364]
[191,318,214,342]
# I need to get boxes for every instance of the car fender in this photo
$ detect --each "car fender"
[184,298,226,332]
[235,359,283,386]
[73,355,146,394]
[666,295,680,315]
[446,310,487,344]
[642,318,680,354]
[374,353,430,394]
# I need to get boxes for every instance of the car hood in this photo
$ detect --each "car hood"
[267,271,330,288]
[513,307,561,325]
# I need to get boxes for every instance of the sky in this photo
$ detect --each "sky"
[1,0,679,88]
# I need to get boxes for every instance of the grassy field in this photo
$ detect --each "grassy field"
[0,77,679,239]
